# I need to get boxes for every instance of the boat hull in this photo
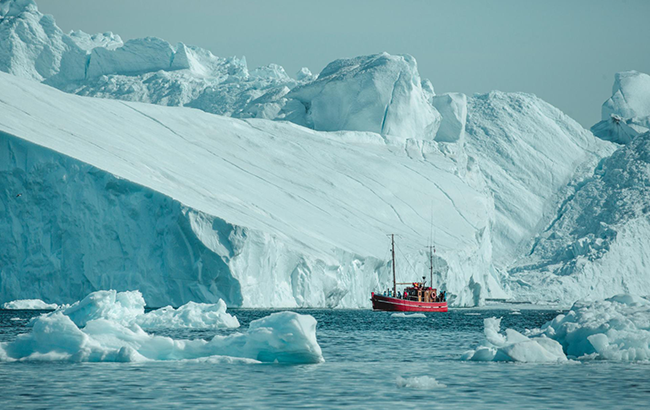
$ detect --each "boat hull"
[371,294,448,312]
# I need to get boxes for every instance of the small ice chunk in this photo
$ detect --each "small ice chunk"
[62,290,145,327]
[391,313,426,318]
[396,376,446,389]
[463,317,567,363]
[2,299,58,310]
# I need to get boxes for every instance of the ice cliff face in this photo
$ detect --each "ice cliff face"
[591,71,650,144]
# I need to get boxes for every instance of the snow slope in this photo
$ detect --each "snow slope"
[0,71,501,307]
[508,132,650,304]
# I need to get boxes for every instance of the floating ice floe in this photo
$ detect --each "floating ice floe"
[534,294,650,361]
[396,376,446,389]
[391,313,426,318]
[461,317,567,363]
[463,294,650,362]
[136,301,240,329]
[0,291,323,364]
[59,290,239,329]
[2,299,58,310]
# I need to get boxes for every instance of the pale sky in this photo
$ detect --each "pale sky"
[38,0,650,127]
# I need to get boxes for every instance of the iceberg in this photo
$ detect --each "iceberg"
[136,300,240,329]
[463,294,650,362]
[396,376,446,389]
[391,313,426,318]
[536,294,650,361]
[0,290,321,363]
[591,71,650,144]
[57,290,239,329]
[2,299,58,310]
[0,0,622,308]
[461,317,567,363]
[465,91,614,267]
[280,53,441,143]
[0,311,322,363]
[61,290,145,327]
[0,70,500,307]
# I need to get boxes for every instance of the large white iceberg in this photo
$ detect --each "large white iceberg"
[2,299,58,310]
[0,70,501,308]
[463,294,650,362]
[0,0,623,308]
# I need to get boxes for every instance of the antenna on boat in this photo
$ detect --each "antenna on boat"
[428,202,435,288]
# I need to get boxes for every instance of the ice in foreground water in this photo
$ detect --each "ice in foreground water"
[396,376,446,389]
[463,294,650,362]
[391,313,426,318]
[0,290,322,363]
[2,299,58,310]
[0,311,322,363]
[60,290,239,329]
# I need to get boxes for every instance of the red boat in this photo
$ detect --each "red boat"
[371,293,448,312]
[371,234,448,312]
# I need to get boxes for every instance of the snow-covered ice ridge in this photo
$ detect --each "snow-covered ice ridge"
[4,0,645,308]
[0,290,323,363]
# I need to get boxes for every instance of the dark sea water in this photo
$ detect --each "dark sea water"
[1,308,649,409]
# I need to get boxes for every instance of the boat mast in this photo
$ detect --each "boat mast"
[429,245,434,287]
[391,234,397,296]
